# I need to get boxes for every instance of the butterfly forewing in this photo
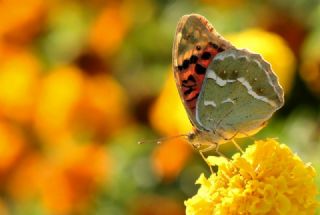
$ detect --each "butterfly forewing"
[172,14,233,127]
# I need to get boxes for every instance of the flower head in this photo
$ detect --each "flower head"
[185,139,318,215]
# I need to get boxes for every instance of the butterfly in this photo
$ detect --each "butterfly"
[172,14,284,153]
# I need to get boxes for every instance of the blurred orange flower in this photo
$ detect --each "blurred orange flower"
[0,50,41,123]
[0,0,46,45]
[131,195,185,215]
[34,65,129,143]
[88,3,131,55]
[152,139,192,181]
[7,139,111,214]
[227,28,296,95]
[0,122,26,180]
[79,73,130,138]
[41,143,110,214]
[6,153,44,201]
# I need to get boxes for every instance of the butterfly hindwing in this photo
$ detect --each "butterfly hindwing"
[195,49,284,140]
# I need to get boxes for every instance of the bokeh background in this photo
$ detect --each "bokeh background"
[0,0,319,214]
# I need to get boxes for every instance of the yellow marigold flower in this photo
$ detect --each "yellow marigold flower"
[185,139,318,215]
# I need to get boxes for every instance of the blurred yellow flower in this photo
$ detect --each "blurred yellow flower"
[34,65,129,143]
[0,51,41,123]
[185,139,318,215]
[227,28,296,95]
[149,70,192,136]
[34,65,84,142]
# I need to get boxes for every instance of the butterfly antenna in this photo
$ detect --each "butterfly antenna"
[138,134,189,145]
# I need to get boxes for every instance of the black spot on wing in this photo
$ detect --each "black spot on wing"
[201,52,211,60]
[195,64,206,74]
[189,55,198,64]
[182,59,190,69]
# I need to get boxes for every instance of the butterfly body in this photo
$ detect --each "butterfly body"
[172,14,284,148]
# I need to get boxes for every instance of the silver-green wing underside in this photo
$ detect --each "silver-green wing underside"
[196,49,284,140]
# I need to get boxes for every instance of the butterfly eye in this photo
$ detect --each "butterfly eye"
[196,45,201,51]
[188,132,196,141]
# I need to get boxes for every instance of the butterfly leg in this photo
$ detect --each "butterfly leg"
[215,129,244,154]
[213,143,230,160]
[199,142,228,173]
[199,149,214,174]
[199,142,231,173]
[231,139,244,154]
[201,142,230,159]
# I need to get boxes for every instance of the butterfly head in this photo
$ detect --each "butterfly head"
[187,130,204,150]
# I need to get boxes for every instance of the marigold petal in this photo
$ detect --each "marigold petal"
[207,156,228,167]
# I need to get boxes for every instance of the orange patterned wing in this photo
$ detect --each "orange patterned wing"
[172,14,233,128]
